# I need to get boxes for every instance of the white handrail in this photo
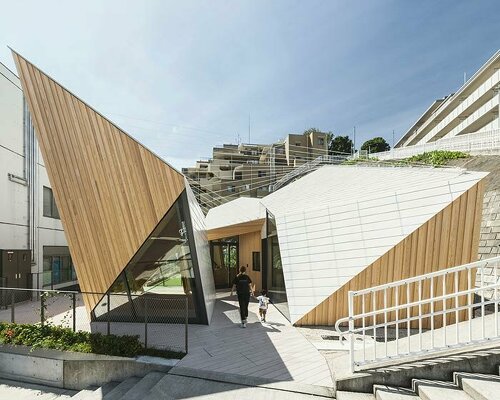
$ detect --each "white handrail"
[335,256,500,373]
[373,128,500,160]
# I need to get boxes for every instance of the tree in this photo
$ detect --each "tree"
[361,137,390,153]
[329,135,353,155]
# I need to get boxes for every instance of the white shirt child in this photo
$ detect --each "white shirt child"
[257,293,270,322]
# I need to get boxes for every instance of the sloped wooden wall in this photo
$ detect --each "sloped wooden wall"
[296,180,485,328]
[13,52,185,312]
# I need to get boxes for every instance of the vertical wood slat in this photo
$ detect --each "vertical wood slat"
[238,231,263,292]
[13,52,186,312]
[295,182,485,327]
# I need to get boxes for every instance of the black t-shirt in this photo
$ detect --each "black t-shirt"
[233,274,252,295]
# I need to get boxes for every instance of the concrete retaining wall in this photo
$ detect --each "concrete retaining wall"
[0,345,172,390]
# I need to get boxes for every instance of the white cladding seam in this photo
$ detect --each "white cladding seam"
[185,179,216,323]
[204,166,488,324]
[262,166,487,323]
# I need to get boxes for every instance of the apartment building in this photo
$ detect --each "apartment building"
[0,61,74,291]
[396,50,500,148]
[183,131,328,212]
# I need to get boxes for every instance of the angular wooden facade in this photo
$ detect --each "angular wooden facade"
[206,166,488,327]
[295,180,485,327]
[13,52,185,312]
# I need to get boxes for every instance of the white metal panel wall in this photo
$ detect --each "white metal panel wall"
[262,166,487,324]
[185,180,216,323]
[0,63,28,249]
[0,62,68,290]
[205,197,265,230]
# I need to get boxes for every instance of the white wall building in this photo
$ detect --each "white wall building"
[0,62,74,290]
[395,50,500,149]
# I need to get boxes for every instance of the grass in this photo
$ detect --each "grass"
[0,322,185,359]
[341,150,470,167]
[405,150,469,166]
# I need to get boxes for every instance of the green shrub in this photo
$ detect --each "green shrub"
[0,322,184,359]
[405,150,469,166]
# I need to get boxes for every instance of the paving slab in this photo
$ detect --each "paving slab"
[147,373,330,399]
[171,292,333,390]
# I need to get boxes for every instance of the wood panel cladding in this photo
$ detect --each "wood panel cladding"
[296,181,485,328]
[13,52,185,312]
[238,231,263,292]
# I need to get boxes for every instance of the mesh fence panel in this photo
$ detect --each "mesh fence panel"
[0,288,188,353]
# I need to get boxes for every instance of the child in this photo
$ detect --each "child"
[256,290,270,322]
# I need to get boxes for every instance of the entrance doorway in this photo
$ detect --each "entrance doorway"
[210,237,238,289]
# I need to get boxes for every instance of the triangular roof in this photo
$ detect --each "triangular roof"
[12,51,185,311]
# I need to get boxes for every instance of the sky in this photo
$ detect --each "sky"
[1,1,500,169]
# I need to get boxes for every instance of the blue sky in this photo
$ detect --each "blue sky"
[1,1,499,169]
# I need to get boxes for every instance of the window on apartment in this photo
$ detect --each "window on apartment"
[235,171,242,180]
[43,187,60,219]
[295,142,302,147]
[318,137,325,146]
[258,171,266,178]
[227,186,236,193]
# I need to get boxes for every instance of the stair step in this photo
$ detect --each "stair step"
[336,391,375,400]
[456,374,500,400]
[120,372,166,400]
[92,381,119,398]
[0,378,76,400]
[71,389,101,399]
[413,380,472,400]
[373,385,418,400]
[103,377,141,400]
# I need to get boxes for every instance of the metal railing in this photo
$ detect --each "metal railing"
[272,154,347,191]
[0,287,189,354]
[372,128,500,160]
[335,256,500,372]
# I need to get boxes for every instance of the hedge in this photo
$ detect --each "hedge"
[0,322,184,359]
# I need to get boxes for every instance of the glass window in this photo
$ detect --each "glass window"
[318,137,325,146]
[252,251,260,271]
[43,187,52,217]
[42,247,77,288]
[265,211,289,320]
[43,186,60,219]
[258,171,266,178]
[93,191,206,323]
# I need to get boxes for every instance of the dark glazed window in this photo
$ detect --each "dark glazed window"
[252,251,261,271]
[43,186,60,219]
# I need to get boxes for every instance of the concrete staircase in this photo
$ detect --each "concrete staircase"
[0,371,331,399]
[6,366,500,399]
[337,368,500,400]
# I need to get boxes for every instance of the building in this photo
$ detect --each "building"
[0,61,74,291]
[206,165,487,326]
[396,50,500,148]
[183,132,329,213]
[10,49,490,329]
[12,52,216,324]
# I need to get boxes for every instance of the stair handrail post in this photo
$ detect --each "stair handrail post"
[348,290,355,373]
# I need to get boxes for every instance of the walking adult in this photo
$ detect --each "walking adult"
[231,266,254,328]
